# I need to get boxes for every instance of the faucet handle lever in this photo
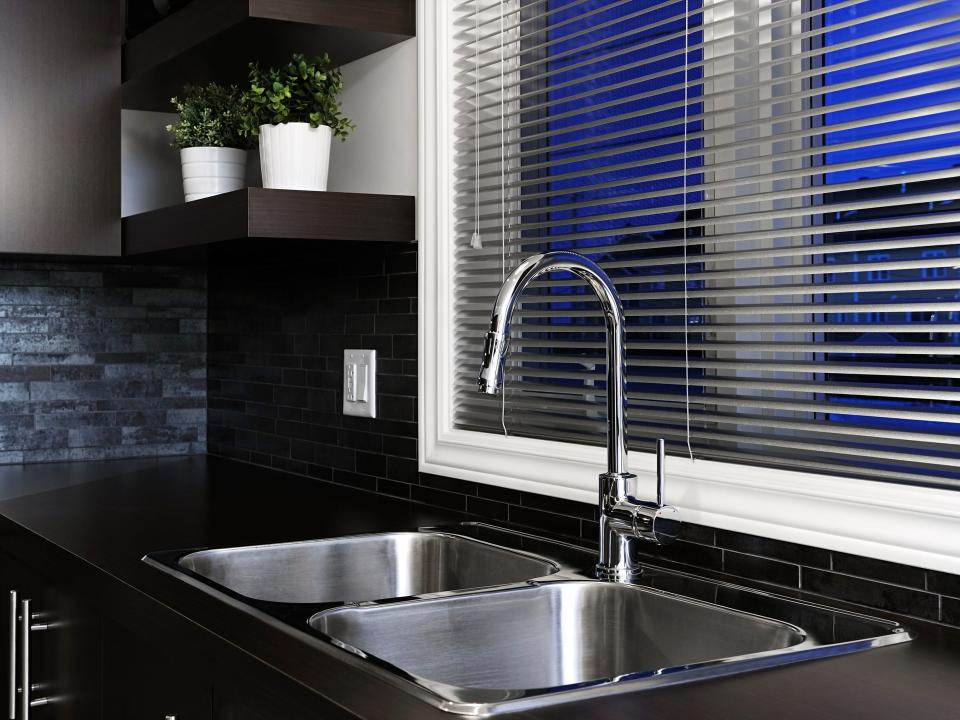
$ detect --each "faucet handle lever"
[656,438,666,507]
[630,438,681,546]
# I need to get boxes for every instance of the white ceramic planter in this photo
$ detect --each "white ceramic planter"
[180,147,247,202]
[258,122,333,191]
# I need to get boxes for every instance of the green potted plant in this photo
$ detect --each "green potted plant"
[240,53,354,191]
[166,82,251,202]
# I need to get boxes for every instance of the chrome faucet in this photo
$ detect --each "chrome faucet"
[477,250,681,581]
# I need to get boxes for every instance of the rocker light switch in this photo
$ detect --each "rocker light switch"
[343,349,376,418]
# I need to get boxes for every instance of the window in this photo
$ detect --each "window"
[447,0,960,488]
[418,0,960,571]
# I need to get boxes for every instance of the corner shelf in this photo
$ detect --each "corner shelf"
[122,0,415,111]
[122,189,415,256]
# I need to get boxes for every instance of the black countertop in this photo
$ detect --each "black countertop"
[0,456,957,719]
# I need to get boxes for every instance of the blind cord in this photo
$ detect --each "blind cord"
[683,0,694,462]
[470,0,483,250]
[500,0,508,437]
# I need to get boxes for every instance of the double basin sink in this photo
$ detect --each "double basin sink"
[146,527,910,715]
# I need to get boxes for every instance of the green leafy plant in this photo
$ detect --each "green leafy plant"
[165,83,251,149]
[240,53,354,140]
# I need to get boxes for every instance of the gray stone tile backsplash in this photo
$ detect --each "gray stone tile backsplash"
[0,261,206,463]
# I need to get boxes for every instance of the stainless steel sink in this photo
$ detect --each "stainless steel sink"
[311,580,811,713]
[177,531,559,603]
[144,524,911,716]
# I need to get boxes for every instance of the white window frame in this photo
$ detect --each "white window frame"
[416,0,960,574]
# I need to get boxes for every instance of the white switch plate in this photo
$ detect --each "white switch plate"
[343,349,376,418]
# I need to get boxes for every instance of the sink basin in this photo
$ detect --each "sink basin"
[310,580,873,714]
[177,531,559,604]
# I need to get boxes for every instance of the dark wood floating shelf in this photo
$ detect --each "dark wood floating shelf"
[122,0,415,111]
[122,189,415,255]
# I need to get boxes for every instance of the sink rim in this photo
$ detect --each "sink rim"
[174,530,563,604]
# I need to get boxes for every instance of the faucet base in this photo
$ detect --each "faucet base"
[595,562,644,582]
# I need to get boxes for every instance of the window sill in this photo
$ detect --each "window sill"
[420,426,960,575]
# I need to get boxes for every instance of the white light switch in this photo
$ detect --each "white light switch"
[343,349,376,418]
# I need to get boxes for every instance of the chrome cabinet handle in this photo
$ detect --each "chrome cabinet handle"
[18,598,28,720]
[18,600,49,719]
[7,591,14,720]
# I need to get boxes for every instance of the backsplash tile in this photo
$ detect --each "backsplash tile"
[723,550,800,588]
[942,596,960,626]
[928,570,960,597]
[802,567,941,622]
[0,261,205,463]
[831,552,927,590]
[715,529,831,569]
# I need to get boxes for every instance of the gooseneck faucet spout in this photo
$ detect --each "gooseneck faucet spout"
[476,251,681,581]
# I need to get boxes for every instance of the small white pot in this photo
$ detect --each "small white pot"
[180,147,247,202]
[258,122,333,191]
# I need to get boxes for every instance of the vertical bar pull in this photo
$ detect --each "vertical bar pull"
[18,598,28,720]
[17,601,51,719]
[656,438,666,507]
[6,591,14,720]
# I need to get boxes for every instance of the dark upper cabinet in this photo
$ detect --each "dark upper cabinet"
[0,1,120,256]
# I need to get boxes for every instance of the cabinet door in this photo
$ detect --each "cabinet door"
[0,551,102,720]
[102,619,212,720]
[0,0,120,255]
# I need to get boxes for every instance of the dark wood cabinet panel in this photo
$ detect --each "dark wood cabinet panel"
[0,0,121,256]
[122,188,415,255]
[103,619,213,720]
[121,0,415,111]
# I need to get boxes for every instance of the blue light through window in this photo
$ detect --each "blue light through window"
[821,0,960,477]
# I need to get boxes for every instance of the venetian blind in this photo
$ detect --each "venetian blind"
[451,0,960,487]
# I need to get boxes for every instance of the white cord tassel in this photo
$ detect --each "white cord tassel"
[470,231,483,249]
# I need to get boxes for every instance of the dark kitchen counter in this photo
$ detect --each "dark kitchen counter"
[0,455,956,719]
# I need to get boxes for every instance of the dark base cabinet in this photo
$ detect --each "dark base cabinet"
[0,551,102,720]
[102,619,212,720]
[0,550,334,720]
